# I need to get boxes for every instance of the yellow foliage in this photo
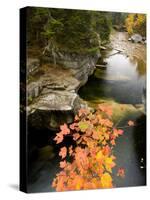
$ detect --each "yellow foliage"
[96,150,104,160]
[125,14,146,36]
[104,156,116,173]
[101,173,113,188]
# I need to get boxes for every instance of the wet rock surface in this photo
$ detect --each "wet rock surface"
[130,34,143,43]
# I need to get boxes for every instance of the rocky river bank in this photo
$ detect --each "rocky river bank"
[27,49,100,130]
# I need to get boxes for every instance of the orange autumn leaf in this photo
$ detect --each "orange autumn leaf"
[100,118,113,127]
[75,177,84,190]
[117,168,125,178]
[96,150,104,161]
[60,160,67,168]
[69,123,77,130]
[99,135,104,142]
[59,147,67,159]
[54,132,64,144]
[52,105,125,191]
[60,124,70,135]
[86,128,93,136]
[69,146,73,156]
[103,132,110,140]
[104,156,116,173]
[92,130,99,140]
[102,145,111,156]
[105,106,113,117]
[52,178,57,188]
[102,140,107,145]
[54,124,71,144]
[98,105,113,117]
[98,104,106,112]
[128,120,134,126]
[111,139,116,146]
[118,129,124,135]
[78,108,89,117]
[75,147,89,168]
[74,115,79,121]
[113,129,124,137]
[73,133,80,141]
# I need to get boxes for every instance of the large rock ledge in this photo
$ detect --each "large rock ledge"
[28,92,83,130]
[41,50,100,87]
[27,50,100,130]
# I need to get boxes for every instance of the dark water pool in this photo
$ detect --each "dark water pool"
[79,53,146,104]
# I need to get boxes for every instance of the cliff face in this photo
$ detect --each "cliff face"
[27,50,100,130]
[42,49,100,86]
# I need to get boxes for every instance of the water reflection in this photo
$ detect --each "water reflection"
[106,54,137,79]
[79,52,146,104]
[129,56,146,77]
[136,59,146,77]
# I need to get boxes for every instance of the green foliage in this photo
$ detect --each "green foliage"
[111,12,127,26]
[92,12,111,41]
[27,7,112,52]
[27,8,50,46]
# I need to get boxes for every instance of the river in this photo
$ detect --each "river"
[79,31,146,187]
[28,31,146,192]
